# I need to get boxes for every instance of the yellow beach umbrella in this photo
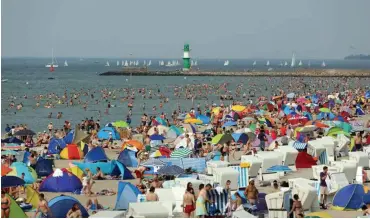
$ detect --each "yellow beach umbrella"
[232,105,246,112]
[212,107,221,115]
[184,118,203,124]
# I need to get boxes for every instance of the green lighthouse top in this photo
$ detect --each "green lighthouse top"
[183,44,190,52]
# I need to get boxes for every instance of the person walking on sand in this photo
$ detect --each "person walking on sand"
[320,166,330,209]
[182,187,195,218]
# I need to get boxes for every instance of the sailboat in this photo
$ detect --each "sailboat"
[298,60,303,67]
[291,53,296,68]
[279,62,283,67]
[64,60,68,67]
[45,48,59,68]
[124,61,129,67]
[252,61,256,67]
[191,60,194,66]
[105,61,110,67]
[194,60,197,66]
[121,61,124,66]
[266,60,270,66]
[321,61,326,67]
[117,61,120,66]
[135,60,139,66]
[224,60,229,66]
[148,60,151,66]
[284,61,288,66]
[308,61,311,67]
[143,60,146,66]
[166,61,172,67]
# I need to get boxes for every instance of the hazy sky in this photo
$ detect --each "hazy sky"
[2,0,370,59]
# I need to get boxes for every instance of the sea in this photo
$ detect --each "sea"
[1,58,370,133]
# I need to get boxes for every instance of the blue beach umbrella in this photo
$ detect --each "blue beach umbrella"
[1,176,25,188]
[197,115,210,124]
[157,165,185,175]
[232,133,249,144]
[150,134,166,141]
[222,121,237,128]
[266,165,292,173]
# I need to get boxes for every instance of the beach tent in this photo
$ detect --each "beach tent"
[6,194,27,218]
[84,146,108,163]
[1,137,24,144]
[65,166,84,179]
[72,160,134,179]
[60,144,84,159]
[1,165,12,176]
[48,137,67,154]
[26,185,40,210]
[39,169,82,193]
[122,140,144,151]
[1,176,25,188]
[72,127,90,145]
[332,184,365,210]
[8,162,37,184]
[295,152,317,168]
[48,195,89,218]
[35,158,53,177]
[118,148,138,167]
[64,130,74,144]
[115,182,141,210]
[97,126,120,140]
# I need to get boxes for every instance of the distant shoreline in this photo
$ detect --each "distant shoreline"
[100,69,370,77]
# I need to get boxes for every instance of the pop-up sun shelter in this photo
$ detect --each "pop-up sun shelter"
[8,162,37,184]
[39,169,82,193]
[48,195,89,218]
[84,146,108,163]
[115,182,141,210]
[35,158,53,177]
[97,126,120,140]
[332,184,365,210]
[48,137,67,154]
[6,194,27,218]
[60,144,84,159]
[72,160,134,180]
[118,148,138,167]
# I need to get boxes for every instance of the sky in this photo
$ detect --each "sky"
[2,0,370,59]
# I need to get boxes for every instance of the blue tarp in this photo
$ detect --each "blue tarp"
[39,170,82,193]
[48,195,89,218]
[118,149,138,167]
[48,138,67,154]
[84,146,108,163]
[97,126,120,140]
[115,182,141,210]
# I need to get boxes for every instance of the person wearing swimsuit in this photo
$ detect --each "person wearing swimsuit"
[182,187,195,218]
[34,193,52,218]
[289,194,304,218]
[1,191,11,218]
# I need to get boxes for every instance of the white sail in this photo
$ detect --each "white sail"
[105,61,110,67]
[253,61,256,66]
[143,60,146,66]
[194,60,197,66]
[166,61,172,67]
[279,62,283,66]
[124,61,129,67]
[64,60,68,67]
[191,60,194,66]
[266,60,270,66]
[321,61,326,67]
[148,60,151,66]
[136,60,139,66]
[291,53,296,68]
[117,61,120,66]
[308,61,311,67]
[45,48,59,67]
[298,60,303,66]
[224,60,229,66]
[268,67,273,71]
[284,61,288,66]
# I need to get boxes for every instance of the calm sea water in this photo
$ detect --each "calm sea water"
[2,58,370,132]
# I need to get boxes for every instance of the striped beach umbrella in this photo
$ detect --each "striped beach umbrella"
[171,148,192,158]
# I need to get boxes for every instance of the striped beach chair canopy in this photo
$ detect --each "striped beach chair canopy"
[230,166,249,188]
[292,141,307,150]
[170,148,192,158]
[206,188,229,216]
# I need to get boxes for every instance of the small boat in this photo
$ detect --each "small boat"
[2,79,8,83]
[148,60,152,66]
[252,61,256,67]
[124,61,129,67]
[47,77,55,80]
[117,61,120,66]
[135,60,139,66]
[321,61,326,67]
[268,67,273,71]
[284,61,288,66]
[193,60,197,66]
[224,60,229,66]
[143,60,146,66]
[45,48,59,68]
[291,52,296,68]
[105,61,110,67]
[266,60,270,66]
[298,60,303,66]
[279,62,283,67]
[64,60,68,67]
[166,61,173,67]
[308,61,311,67]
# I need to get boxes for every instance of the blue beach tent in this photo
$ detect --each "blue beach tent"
[97,127,120,140]
[332,184,365,210]
[63,130,74,144]
[118,148,138,167]
[35,158,53,177]
[48,138,67,154]
[1,137,24,144]
[72,160,134,180]
[39,169,82,193]
[115,182,141,210]
[48,195,89,218]
[1,176,25,188]
[84,146,108,163]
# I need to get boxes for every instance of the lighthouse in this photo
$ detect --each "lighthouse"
[183,43,191,71]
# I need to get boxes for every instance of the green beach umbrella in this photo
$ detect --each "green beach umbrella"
[249,123,257,132]
[171,148,192,158]
[113,120,129,128]
[211,134,224,144]
[319,108,331,113]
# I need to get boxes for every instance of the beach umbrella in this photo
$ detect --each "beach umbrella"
[140,159,166,167]
[287,93,295,99]
[155,117,167,126]
[196,115,210,124]
[1,165,12,176]
[222,121,237,128]
[232,105,246,112]
[13,129,36,136]
[305,212,332,218]
[1,176,25,188]
[122,140,144,151]
[319,108,331,113]
[157,165,185,175]
[234,128,252,134]
[150,134,166,141]
[365,91,370,99]
[211,133,233,144]
[2,150,19,156]
[148,125,169,136]
[231,133,249,144]
[184,118,203,124]
[150,150,164,158]
[266,165,292,173]
[169,126,183,136]
[171,148,192,158]
[1,137,24,144]
[113,120,129,128]
[212,107,221,115]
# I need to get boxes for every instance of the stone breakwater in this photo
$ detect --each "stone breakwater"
[100,69,370,77]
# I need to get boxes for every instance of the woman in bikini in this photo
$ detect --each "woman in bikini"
[289,194,304,218]
[1,191,11,218]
